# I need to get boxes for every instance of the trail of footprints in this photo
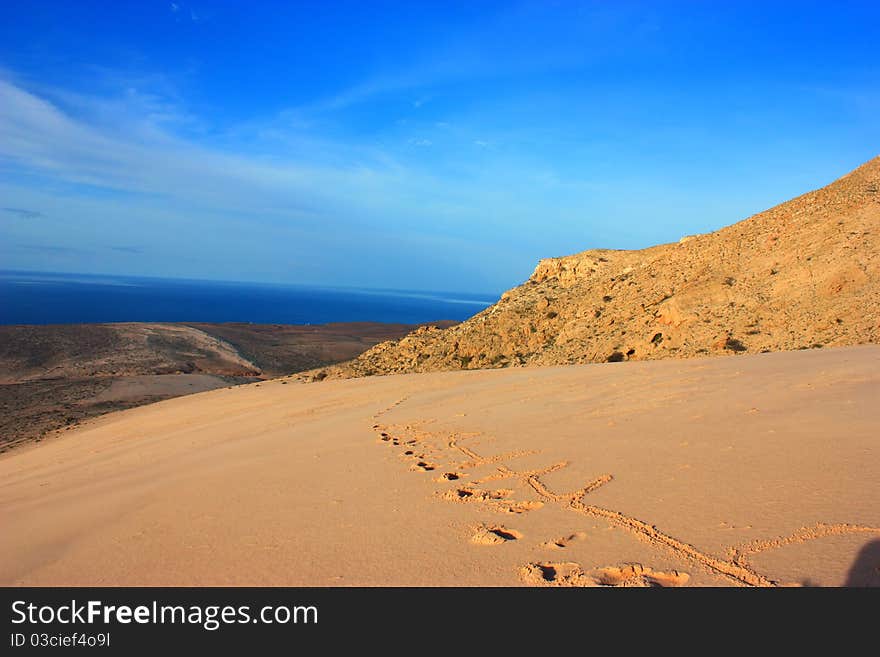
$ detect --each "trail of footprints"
[370,398,880,587]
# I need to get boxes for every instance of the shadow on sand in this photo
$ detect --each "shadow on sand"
[844,539,880,587]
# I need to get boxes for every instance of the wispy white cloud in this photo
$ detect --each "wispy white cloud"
[0,69,615,288]
[169,2,202,24]
[0,77,530,243]
[3,207,45,219]
[290,3,657,116]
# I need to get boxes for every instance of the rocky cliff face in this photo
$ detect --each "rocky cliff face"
[301,156,880,380]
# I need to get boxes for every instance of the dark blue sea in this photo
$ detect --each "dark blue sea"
[0,271,497,326]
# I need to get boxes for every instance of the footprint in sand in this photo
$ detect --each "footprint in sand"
[520,562,586,586]
[377,432,401,446]
[593,564,690,587]
[541,532,588,550]
[442,487,544,514]
[443,487,515,504]
[435,472,464,482]
[470,524,523,545]
[397,448,437,471]
[520,562,690,587]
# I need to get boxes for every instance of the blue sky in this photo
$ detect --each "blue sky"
[1,1,878,293]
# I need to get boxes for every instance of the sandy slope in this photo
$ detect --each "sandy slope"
[1,346,878,586]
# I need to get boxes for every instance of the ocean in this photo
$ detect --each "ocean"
[0,271,497,326]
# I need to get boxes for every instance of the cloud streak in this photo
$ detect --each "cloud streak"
[0,78,402,224]
[169,2,201,23]
[3,207,44,219]
[0,74,576,288]
[0,74,596,242]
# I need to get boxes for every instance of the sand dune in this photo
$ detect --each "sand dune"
[2,346,878,586]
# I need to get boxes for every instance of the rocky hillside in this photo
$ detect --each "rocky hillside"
[302,156,879,380]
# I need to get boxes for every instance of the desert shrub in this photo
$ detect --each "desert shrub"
[725,338,747,352]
